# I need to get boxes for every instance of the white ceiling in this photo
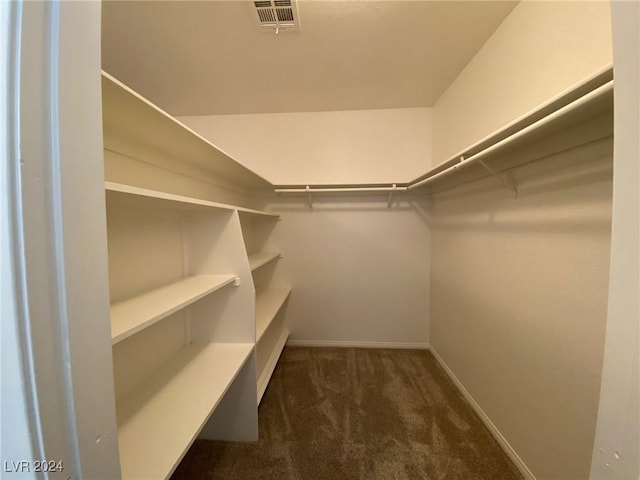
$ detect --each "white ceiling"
[102,1,517,116]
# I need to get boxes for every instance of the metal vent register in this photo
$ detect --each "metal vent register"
[253,0,300,32]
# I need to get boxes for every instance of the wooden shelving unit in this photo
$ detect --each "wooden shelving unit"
[106,185,259,478]
[239,212,291,404]
[102,72,279,479]
[116,343,253,480]
[111,274,237,344]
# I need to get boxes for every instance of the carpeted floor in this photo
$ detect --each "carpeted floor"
[171,347,523,480]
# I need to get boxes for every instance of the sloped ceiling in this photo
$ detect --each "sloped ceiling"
[102,1,517,116]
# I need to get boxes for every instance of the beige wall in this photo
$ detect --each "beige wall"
[428,4,615,476]
[432,0,612,166]
[266,195,430,348]
[429,134,613,479]
[179,108,431,185]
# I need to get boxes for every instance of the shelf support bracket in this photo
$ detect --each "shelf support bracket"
[306,185,313,209]
[477,159,518,197]
[387,184,397,208]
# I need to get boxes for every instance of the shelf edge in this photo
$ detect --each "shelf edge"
[105,181,278,217]
[249,251,281,272]
[111,274,237,345]
[256,286,292,342]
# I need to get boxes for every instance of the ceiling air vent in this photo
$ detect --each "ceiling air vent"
[252,0,301,33]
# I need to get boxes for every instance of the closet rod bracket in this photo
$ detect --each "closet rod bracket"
[387,184,397,208]
[477,159,518,197]
[306,185,313,209]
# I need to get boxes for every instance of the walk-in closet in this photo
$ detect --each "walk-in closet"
[3,2,638,480]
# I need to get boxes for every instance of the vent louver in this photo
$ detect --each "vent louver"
[252,0,300,32]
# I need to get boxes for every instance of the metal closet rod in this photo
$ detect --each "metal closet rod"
[272,79,614,195]
[274,185,407,194]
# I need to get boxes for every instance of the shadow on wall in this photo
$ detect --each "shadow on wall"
[428,133,613,480]
[425,137,613,234]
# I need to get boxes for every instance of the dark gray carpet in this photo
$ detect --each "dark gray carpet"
[171,347,523,480]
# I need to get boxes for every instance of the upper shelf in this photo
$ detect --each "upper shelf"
[105,182,279,218]
[102,71,272,190]
[407,77,614,193]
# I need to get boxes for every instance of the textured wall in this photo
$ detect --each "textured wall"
[266,195,430,348]
[429,137,613,479]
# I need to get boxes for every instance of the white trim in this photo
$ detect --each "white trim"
[1,1,40,474]
[590,2,640,477]
[286,339,429,350]
[6,2,121,477]
[428,346,536,480]
[257,328,289,403]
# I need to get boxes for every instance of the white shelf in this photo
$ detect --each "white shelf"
[102,72,272,190]
[248,251,281,272]
[111,275,237,344]
[257,328,289,403]
[256,286,292,341]
[106,182,279,218]
[116,342,253,480]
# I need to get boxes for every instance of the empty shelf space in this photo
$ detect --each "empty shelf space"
[256,286,292,341]
[116,342,253,480]
[106,182,279,217]
[248,251,281,271]
[111,275,237,344]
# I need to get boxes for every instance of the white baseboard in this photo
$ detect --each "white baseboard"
[286,339,429,350]
[428,346,536,480]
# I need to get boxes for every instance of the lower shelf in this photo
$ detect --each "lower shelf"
[257,328,289,403]
[116,342,254,480]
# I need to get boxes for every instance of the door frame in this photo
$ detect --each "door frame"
[1,2,120,478]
